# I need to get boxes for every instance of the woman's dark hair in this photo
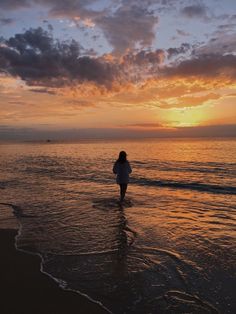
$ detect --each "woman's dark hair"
[117,151,127,163]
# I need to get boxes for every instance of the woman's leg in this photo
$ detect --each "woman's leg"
[119,184,127,201]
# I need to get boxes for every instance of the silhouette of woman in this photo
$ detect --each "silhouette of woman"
[113,151,132,202]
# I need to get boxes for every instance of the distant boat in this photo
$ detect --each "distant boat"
[46,139,51,143]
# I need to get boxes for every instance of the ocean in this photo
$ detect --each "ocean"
[0,138,235,313]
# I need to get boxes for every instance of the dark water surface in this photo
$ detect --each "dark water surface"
[0,138,235,313]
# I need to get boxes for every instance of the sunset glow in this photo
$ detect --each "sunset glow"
[0,2,236,311]
[0,0,236,139]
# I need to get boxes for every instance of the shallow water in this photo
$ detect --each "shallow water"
[0,138,236,313]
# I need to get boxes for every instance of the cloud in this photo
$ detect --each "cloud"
[124,122,164,128]
[29,88,56,95]
[217,23,236,31]
[0,17,14,25]
[176,29,190,37]
[1,26,235,112]
[163,53,236,80]
[0,0,29,10]
[120,49,165,81]
[167,43,191,59]
[37,1,159,54]
[0,0,98,16]
[0,27,117,88]
[1,124,235,141]
[96,5,158,54]
[0,23,235,106]
[230,14,236,21]
[174,124,236,137]
[158,93,221,109]
[0,27,165,89]
[194,33,236,55]
[181,4,208,19]
[0,0,159,54]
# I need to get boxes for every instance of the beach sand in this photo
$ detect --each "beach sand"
[0,228,108,314]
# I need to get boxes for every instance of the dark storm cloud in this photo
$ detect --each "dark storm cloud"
[1,26,235,90]
[163,53,236,80]
[6,27,54,53]
[167,43,191,59]
[0,27,166,88]
[181,4,208,19]
[0,27,118,87]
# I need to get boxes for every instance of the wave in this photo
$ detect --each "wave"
[0,203,112,314]
[132,177,236,195]
[0,203,38,218]
[132,160,236,175]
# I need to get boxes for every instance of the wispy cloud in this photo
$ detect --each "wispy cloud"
[0,0,29,10]
[29,88,57,95]
[181,4,209,20]
[167,43,191,59]
[123,122,164,128]
[163,53,236,80]
[96,5,158,54]
[194,33,236,55]
[0,17,14,25]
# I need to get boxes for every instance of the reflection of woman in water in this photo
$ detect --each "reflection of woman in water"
[113,151,132,202]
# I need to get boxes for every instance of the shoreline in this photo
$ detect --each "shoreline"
[0,228,109,314]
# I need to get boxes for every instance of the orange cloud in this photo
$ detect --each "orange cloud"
[1,27,236,131]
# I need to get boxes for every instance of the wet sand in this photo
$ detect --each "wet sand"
[0,228,108,314]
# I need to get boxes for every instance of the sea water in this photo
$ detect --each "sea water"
[0,138,235,313]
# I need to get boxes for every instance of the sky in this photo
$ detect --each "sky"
[0,0,236,140]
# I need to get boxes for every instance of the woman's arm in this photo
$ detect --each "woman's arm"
[113,162,118,174]
[127,161,132,174]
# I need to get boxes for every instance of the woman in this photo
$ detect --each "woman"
[113,151,132,202]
